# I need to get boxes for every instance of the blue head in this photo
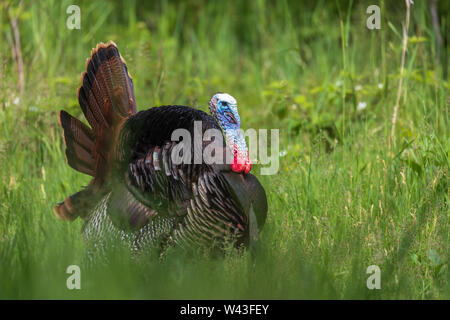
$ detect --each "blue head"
[209,93,251,173]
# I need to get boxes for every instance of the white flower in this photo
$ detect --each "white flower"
[378,83,383,89]
[357,102,367,111]
[355,85,362,91]
[279,150,287,157]
[335,80,343,87]
[13,97,20,105]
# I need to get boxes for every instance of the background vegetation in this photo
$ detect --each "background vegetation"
[0,0,448,299]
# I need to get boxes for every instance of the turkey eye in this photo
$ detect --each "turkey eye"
[221,101,227,107]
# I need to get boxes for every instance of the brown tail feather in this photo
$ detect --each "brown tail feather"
[53,186,107,221]
[55,41,137,221]
[58,110,96,176]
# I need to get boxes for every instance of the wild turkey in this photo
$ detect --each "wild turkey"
[53,41,267,254]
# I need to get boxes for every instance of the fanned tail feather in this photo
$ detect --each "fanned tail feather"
[58,110,96,176]
[54,41,136,221]
[53,186,105,220]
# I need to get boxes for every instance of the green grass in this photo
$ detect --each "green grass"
[0,0,448,299]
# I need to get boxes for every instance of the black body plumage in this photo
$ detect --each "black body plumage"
[54,42,268,258]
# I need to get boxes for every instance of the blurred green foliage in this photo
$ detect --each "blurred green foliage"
[0,0,448,299]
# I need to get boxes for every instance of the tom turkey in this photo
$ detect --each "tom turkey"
[53,41,267,255]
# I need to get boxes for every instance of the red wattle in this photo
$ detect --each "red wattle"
[244,158,252,174]
[231,156,252,174]
[231,157,245,173]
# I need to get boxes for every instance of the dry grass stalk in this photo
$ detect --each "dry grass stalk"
[390,0,412,151]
